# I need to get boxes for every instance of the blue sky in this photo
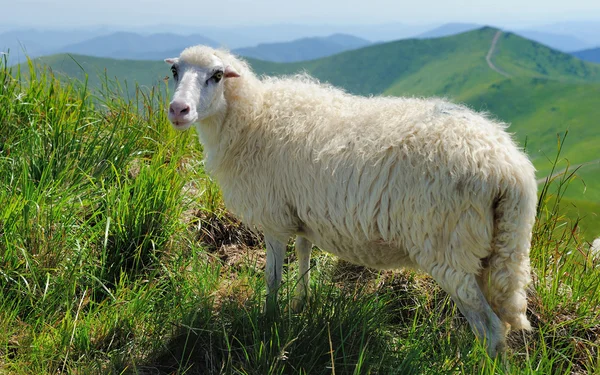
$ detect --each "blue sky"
[3,0,600,28]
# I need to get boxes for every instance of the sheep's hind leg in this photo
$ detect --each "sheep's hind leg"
[291,236,312,312]
[264,234,287,316]
[426,264,506,357]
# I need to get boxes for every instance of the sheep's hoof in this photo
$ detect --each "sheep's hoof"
[486,338,506,358]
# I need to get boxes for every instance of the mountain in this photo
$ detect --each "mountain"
[572,47,600,63]
[0,28,112,65]
[512,30,591,52]
[0,29,219,64]
[58,32,219,60]
[521,21,600,47]
[416,23,481,39]
[1,23,433,55]
[189,23,432,48]
[0,28,112,51]
[415,23,593,52]
[233,34,371,62]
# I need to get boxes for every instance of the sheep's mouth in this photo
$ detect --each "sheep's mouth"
[170,119,194,130]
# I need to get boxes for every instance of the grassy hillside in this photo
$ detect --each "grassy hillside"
[2,50,599,375]
[493,32,600,81]
[459,78,600,174]
[250,27,503,96]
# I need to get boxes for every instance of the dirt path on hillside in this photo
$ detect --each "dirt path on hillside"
[486,31,511,78]
[536,159,600,185]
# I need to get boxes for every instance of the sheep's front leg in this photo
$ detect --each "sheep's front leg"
[291,236,312,312]
[264,234,286,316]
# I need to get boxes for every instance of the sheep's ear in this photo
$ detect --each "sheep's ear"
[224,65,240,78]
[164,58,178,65]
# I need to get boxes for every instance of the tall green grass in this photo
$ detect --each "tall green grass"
[0,56,598,374]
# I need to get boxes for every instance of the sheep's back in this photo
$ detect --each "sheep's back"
[220,80,535,268]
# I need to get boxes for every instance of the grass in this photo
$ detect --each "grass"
[1,56,599,374]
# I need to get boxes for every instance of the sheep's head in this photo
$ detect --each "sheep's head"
[165,46,240,130]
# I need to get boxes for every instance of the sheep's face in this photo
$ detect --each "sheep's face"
[165,53,239,131]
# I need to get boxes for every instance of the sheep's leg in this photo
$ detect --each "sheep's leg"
[426,264,506,357]
[291,236,312,312]
[264,234,287,316]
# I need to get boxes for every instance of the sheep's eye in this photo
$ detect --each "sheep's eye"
[206,70,224,85]
[171,67,178,80]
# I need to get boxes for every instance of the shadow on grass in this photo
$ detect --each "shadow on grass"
[131,263,484,375]
[133,289,394,374]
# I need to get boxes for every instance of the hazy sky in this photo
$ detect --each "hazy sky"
[3,0,600,28]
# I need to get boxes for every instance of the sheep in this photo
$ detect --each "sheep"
[165,45,538,357]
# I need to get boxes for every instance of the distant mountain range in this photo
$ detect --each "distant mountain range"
[416,23,481,39]
[155,23,433,48]
[59,32,219,60]
[519,21,600,47]
[0,28,110,64]
[512,30,590,52]
[1,30,372,65]
[3,22,600,65]
[571,47,600,63]
[232,34,371,63]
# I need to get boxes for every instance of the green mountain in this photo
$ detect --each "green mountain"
[24,27,600,237]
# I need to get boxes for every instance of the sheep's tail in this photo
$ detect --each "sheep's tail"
[479,177,537,331]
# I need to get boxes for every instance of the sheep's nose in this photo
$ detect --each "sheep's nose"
[169,101,190,116]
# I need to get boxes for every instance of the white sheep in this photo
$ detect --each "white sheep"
[165,46,538,357]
